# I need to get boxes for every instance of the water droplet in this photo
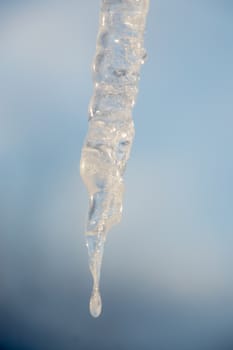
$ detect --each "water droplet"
[86,234,105,318]
[90,290,102,318]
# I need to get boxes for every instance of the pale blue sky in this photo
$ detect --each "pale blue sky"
[0,1,233,349]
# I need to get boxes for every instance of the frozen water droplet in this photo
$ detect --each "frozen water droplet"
[90,290,102,318]
[86,234,105,318]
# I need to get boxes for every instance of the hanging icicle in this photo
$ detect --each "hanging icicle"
[80,0,150,318]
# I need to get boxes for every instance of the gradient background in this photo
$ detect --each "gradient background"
[1,1,233,349]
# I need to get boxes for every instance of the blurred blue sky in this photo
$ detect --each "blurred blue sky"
[0,1,233,349]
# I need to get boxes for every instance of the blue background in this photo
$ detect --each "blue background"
[0,1,233,349]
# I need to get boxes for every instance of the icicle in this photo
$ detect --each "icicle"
[80,0,150,317]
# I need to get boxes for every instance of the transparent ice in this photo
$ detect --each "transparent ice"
[80,0,149,318]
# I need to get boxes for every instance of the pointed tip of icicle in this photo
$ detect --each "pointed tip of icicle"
[86,232,105,318]
[89,290,102,318]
